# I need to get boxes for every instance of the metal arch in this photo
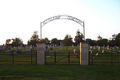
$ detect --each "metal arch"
[40,15,85,40]
[41,15,83,27]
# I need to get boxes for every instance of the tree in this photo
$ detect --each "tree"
[5,38,23,47]
[97,35,102,40]
[74,29,84,45]
[86,38,96,46]
[51,38,59,45]
[62,34,73,46]
[5,39,11,46]
[27,31,40,46]
[30,31,39,41]
[115,33,120,47]
[12,38,23,46]
[112,34,117,40]
[101,39,108,46]
[96,35,103,46]
[39,38,50,44]
[11,38,23,47]
[44,38,50,44]
[108,34,117,47]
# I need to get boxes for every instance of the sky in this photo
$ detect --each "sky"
[0,0,120,45]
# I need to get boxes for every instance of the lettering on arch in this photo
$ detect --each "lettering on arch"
[41,15,83,27]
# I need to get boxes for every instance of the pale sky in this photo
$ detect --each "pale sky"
[0,0,120,45]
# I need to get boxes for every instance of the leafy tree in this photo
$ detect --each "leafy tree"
[112,34,117,40]
[108,40,115,47]
[96,35,103,46]
[74,29,84,45]
[5,39,11,46]
[27,31,40,46]
[5,38,23,47]
[101,39,108,46]
[86,38,96,46]
[115,33,120,47]
[51,38,59,45]
[11,38,23,47]
[108,34,117,47]
[97,35,102,40]
[62,34,73,46]
[39,38,50,44]
[44,38,50,44]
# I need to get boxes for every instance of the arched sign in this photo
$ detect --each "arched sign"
[40,15,85,40]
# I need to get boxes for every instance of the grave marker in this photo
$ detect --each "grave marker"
[25,46,29,52]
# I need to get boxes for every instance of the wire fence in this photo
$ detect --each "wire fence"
[0,50,37,64]
[45,50,80,64]
[89,50,120,65]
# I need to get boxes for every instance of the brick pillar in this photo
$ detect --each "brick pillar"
[80,42,89,65]
[36,43,45,65]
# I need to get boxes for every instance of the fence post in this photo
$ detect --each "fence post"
[12,53,14,64]
[54,51,56,64]
[36,50,37,64]
[111,50,112,65]
[89,51,90,65]
[92,51,93,65]
[68,50,70,64]
[31,49,32,64]
[45,51,46,65]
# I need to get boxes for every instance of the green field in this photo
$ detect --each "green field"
[0,64,120,80]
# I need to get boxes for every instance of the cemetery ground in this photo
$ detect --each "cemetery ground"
[0,46,120,79]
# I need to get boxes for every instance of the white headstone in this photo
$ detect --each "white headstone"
[25,46,29,52]
[90,46,92,49]
[30,45,32,50]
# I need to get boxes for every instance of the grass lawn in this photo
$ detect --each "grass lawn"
[0,64,120,80]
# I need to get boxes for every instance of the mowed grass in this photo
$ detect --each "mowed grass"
[0,64,120,80]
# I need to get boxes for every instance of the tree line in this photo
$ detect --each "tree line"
[5,30,120,47]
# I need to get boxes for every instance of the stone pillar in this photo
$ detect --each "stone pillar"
[36,43,45,65]
[80,42,89,65]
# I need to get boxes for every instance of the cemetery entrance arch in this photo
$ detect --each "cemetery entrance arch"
[40,15,85,40]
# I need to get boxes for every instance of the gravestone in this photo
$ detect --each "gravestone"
[20,44,23,48]
[90,46,92,49]
[102,50,104,53]
[55,44,56,48]
[16,47,18,51]
[80,42,89,65]
[32,45,34,50]
[10,46,12,49]
[25,46,29,52]
[36,43,45,65]
[29,45,32,50]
